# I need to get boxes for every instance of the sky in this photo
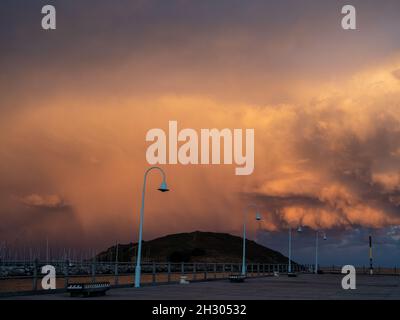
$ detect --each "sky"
[1,0,400,266]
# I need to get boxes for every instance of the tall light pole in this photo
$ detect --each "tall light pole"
[134,166,169,288]
[288,226,292,273]
[315,230,327,274]
[242,204,261,276]
[369,235,373,275]
[288,225,302,274]
[46,237,49,263]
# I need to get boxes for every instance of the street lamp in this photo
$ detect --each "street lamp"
[288,225,303,274]
[315,230,327,274]
[242,204,261,276]
[134,166,169,288]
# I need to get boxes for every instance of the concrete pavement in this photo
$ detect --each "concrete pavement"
[4,274,400,300]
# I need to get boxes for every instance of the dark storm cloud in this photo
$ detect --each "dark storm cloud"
[0,194,83,249]
[2,0,400,108]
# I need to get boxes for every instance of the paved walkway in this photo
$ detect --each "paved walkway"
[4,274,400,300]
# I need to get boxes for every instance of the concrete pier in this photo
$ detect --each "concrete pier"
[4,274,400,300]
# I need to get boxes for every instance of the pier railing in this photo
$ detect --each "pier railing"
[320,265,400,275]
[0,260,309,296]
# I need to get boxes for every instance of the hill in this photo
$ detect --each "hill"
[96,231,292,264]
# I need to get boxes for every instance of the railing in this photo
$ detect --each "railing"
[320,265,400,275]
[0,260,310,296]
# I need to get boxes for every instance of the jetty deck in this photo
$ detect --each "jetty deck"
[3,274,400,300]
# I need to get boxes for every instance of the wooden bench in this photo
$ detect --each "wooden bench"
[67,282,110,297]
[229,274,246,283]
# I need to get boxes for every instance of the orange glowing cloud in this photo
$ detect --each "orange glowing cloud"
[1,51,400,249]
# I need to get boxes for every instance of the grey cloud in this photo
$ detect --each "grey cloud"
[19,193,68,209]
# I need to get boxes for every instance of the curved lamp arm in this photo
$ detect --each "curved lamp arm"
[144,166,168,192]
[243,203,261,222]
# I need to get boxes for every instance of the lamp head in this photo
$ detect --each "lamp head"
[158,181,169,192]
[297,226,303,233]
[256,211,261,221]
[323,234,327,240]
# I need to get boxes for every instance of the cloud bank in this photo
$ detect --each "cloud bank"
[1,1,400,254]
[1,61,400,250]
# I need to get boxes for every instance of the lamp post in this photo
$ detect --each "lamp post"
[288,225,302,274]
[315,230,327,274]
[134,166,169,288]
[242,204,261,276]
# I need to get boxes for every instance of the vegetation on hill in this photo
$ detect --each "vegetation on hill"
[96,231,292,264]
